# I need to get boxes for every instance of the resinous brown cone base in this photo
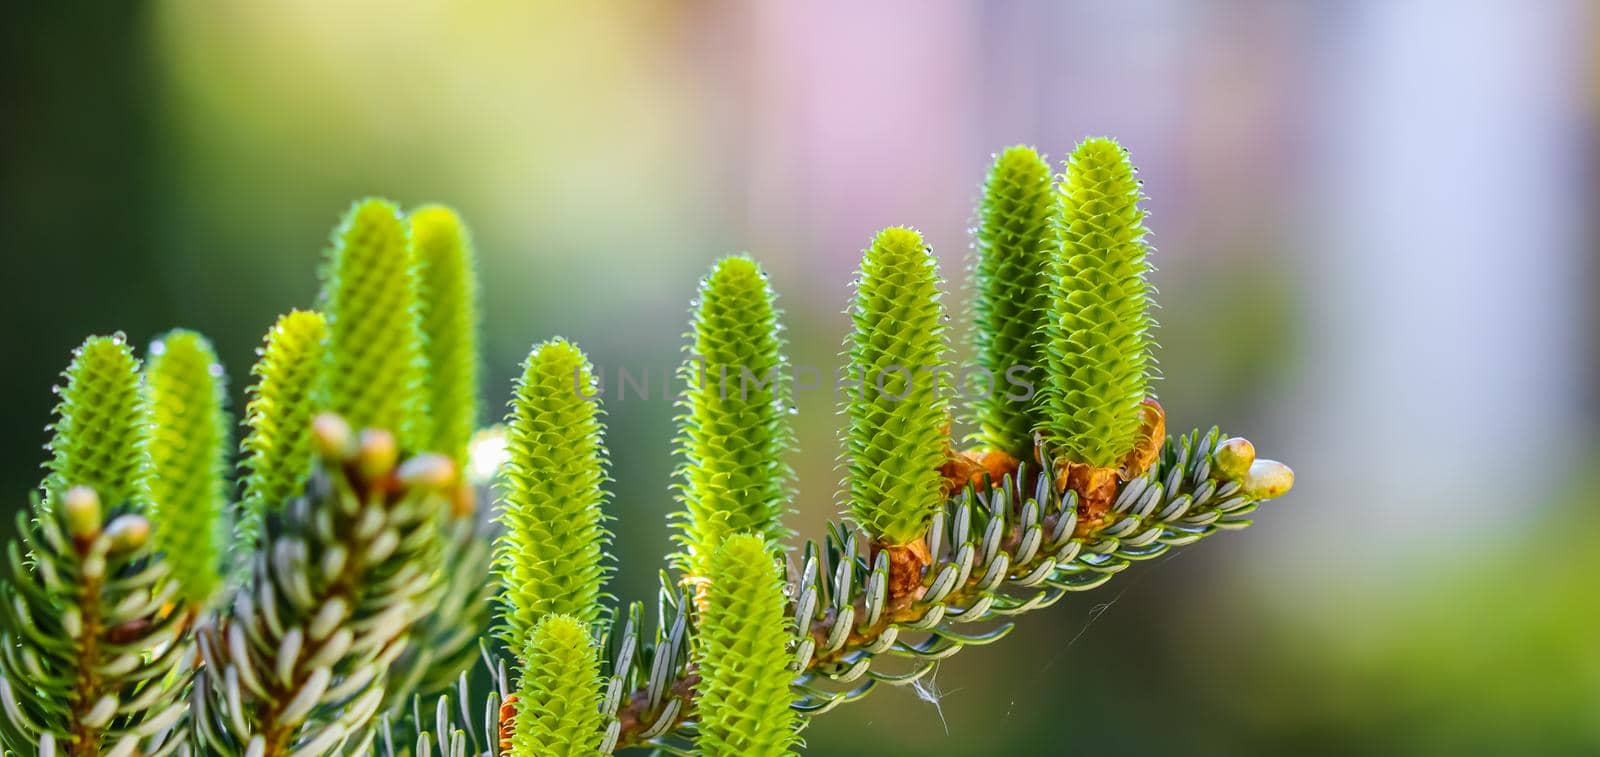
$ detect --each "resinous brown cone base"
[875,537,933,610]
[498,693,518,754]
[683,574,712,616]
[943,401,1166,539]
[1055,462,1120,535]
[940,445,1023,496]
[1120,398,1166,479]
[1053,398,1167,538]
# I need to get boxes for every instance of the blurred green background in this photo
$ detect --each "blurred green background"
[3,2,1596,754]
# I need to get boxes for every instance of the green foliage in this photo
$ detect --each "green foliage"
[379,515,497,718]
[781,427,1289,720]
[0,338,182,753]
[695,533,801,757]
[0,486,187,754]
[842,227,951,545]
[495,338,613,654]
[0,160,1298,757]
[371,660,511,757]
[320,198,428,450]
[511,614,606,756]
[145,329,231,609]
[968,145,1056,458]
[190,429,455,754]
[411,205,481,468]
[671,255,794,582]
[42,334,151,514]
[1040,137,1156,468]
[236,310,329,559]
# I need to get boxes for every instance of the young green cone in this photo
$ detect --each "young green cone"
[510,614,607,756]
[968,145,1056,459]
[145,329,231,608]
[411,205,481,468]
[671,255,794,584]
[494,338,613,653]
[319,198,429,450]
[41,334,151,514]
[694,533,801,756]
[842,227,951,546]
[1040,137,1157,469]
[236,310,329,556]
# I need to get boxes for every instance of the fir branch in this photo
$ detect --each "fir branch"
[494,339,613,655]
[41,334,151,515]
[0,485,188,755]
[609,428,1295,749]
[2,337,185,754]
[671,256,794,585]
[237,310,330,564]
[373,655,511,757]
[695,534,802,757]
[791,429,1283,706]
[320,199,429,451]
[1039,137,1157,469]
[145,329,231,610]
[379,514,496,718]
[511,615,607,756]
[596,579,694,754]
[411,205,481,468]
[190,418,456,755]
[842,227,952,547]
[967,145,1056,459]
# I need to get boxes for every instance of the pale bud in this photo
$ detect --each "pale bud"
[356,429,399,481]
[312,414,356,461]
[104,515,151,554]
[1212,437,1257,480]
[397,453,456,490]
[1241,459,1294,500]
[61,486,102,539]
